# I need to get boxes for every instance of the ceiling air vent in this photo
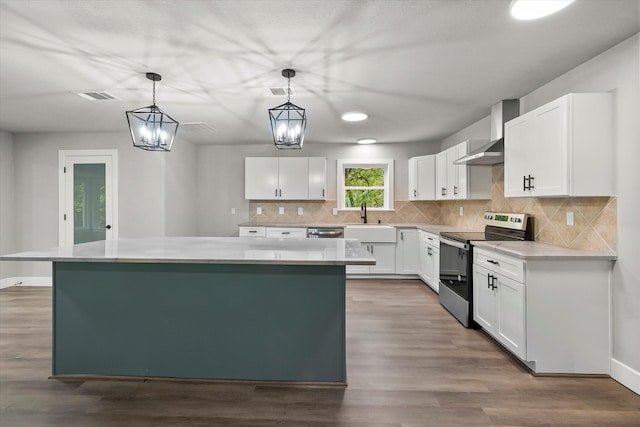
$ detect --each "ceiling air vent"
[269,87,296,96]
[75,91,119,101]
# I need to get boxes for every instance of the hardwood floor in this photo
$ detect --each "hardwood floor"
[1,280,638,426]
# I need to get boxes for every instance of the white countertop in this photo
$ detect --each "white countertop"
[0,237,376,266]
[238,222,474,235]
[472,240,617,260]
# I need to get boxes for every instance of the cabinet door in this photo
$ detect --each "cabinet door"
[370,243,396,274]
[396,229,419,274]
[245,157,279,200]
[431,246,440,293]
[423,244,438,290]
[408,157,418,200]
[436,151,449,200]
[451,143,467,199]
[473,265,497,332]
[308,157,326,200]
[504,116,532,197]
[530,99,568,196]
[419,238,428,280]
[278,157,308,199]
[496,274,526,359]
[416,155,436,200]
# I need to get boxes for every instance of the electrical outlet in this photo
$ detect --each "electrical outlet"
[332,208,338,216]
[230,207,236,215]
[566,211,574,226]
[256,207,262,215]
[459,206,464,216]
[279,207,285,215]
[298,207,303,215]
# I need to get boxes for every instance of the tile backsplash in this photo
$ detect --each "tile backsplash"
[248,164,616,253]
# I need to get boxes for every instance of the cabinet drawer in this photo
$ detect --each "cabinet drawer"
[474,248,525,283]
[421,231,439,246]
[266,227,307,238]
[239,226,266,237]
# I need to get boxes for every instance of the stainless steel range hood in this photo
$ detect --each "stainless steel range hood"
[454,99,519,165]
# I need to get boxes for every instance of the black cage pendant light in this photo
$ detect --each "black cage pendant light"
[269,69,306,149]
[126,72,179,151]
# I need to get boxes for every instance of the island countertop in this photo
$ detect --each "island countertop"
[0,237,376,266]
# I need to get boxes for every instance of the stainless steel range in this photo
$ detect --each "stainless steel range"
[438,212,533,328]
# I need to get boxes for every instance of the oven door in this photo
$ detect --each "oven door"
[439,237,470,300]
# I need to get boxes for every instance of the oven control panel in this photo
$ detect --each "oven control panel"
[483,212,530,230]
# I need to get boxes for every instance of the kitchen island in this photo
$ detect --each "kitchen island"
[1,237,374,384]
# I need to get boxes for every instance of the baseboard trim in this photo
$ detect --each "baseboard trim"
[611,358,640,395]
[0,276,52,289]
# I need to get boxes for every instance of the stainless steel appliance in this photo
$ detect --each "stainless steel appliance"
[438,212,532,327]
[307,227,344,238]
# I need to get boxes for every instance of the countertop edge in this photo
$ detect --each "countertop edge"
[472,240,617,260]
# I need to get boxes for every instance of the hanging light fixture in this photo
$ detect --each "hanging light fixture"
[269,69,306,149]
[126,72,179,151]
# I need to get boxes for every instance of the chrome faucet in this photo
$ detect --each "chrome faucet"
[360,201,367,224]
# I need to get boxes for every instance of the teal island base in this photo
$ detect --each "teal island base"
[53,262,346,384]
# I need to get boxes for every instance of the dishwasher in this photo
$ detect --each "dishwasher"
[306,227,344,238]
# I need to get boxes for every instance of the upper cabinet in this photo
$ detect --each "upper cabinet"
[408,155,436,201]
[436,140,492,200]
[245,157,326,200]
[504,93,613,198]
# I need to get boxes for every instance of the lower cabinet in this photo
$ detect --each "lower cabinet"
[473,246,611,374]
[473,264,525,359]
[346,243,396,275]
[418,231,440,292]
[395,229,419,274]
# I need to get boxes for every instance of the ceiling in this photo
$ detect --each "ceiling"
[0,0,638,146]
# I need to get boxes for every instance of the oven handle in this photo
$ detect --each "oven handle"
[440,236,469,251]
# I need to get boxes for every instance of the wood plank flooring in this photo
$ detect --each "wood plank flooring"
[1,280,638,426]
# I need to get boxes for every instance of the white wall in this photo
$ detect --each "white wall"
[440,116,491,150]
[8,131,197,277]
[0,131,19,282]
[195,140,440,237]
[165,139,198,236]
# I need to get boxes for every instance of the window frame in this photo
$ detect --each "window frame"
[337,159,394,210]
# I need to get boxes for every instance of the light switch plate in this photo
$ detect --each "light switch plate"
[256,207,262,215]
[230,207,236,215]
[332,208,338,216]
[279,207,285,215]
[298,207,303,215]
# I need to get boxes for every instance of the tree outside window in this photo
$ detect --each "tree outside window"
[337,159,394,210]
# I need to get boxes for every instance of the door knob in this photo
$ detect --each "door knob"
[101,225,112,230]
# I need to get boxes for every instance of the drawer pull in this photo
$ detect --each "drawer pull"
[487,260,500,265]
[249,230,257,233]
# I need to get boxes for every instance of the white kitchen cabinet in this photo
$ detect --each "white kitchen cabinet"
[245,157,326,200]
[504,93,613,198]
[245,157,279,200]
[473,246,611,374]
[473,264,525,359]
[265,227,307,238]
[408,155,436,201]
[238,226,266,237]
[418,231,440,292]
[395,229,419,274]
[346,243,396,275]
[308,157,327,200]
[436,141,492,200]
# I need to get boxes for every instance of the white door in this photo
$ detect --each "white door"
[473,265,497,331]
[59,150,118,246]
[504,116,532,197]
[436,151,448,199]
[416,155,436,200]
[531,99,568,196]
[497,274,526,359]
[308,157,326,200]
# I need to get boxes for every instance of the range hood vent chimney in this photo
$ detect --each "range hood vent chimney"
[454,99,520,165]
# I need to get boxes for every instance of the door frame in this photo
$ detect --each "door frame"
[58,149,119,246]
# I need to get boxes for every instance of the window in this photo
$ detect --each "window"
[337,159,394,210]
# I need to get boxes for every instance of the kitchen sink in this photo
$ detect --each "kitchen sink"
[343,225,397,242]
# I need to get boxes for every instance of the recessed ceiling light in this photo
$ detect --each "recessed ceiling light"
[357,138,376,145]
[342,111,368,122]
[510,0,575,20]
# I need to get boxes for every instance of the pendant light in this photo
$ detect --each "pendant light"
[268,69,306,149]
[126,72,179,151]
